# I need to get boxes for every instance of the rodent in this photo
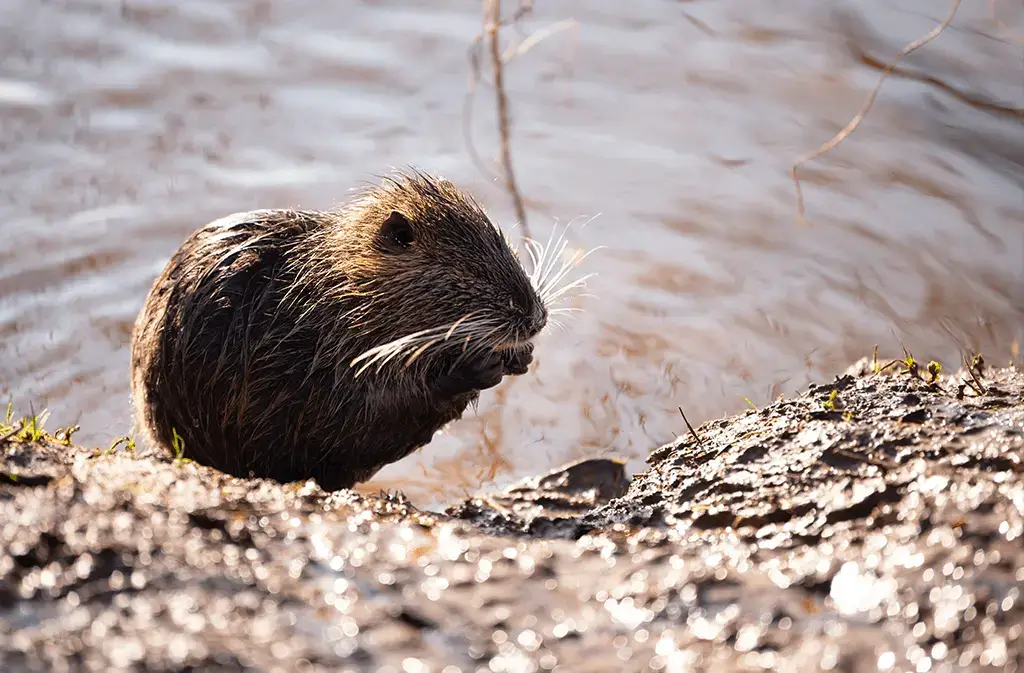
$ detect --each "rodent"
[129,170,548,490]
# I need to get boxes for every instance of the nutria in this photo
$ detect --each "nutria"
[130,170,551,490]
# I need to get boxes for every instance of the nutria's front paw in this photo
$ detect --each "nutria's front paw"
[500,343,534,376]
[432,351,505,397]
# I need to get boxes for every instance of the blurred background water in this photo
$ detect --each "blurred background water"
[1,0,1021,507]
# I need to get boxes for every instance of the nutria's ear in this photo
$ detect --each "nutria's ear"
[379,210,415,253]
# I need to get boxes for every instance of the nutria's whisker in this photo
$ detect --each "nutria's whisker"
[404,338,446,366]
[385,314,491,369]
[444,312,479,339]
[559,312,582,326]
[522,238,547,278]
[351,315,502,376]
[547,318,568,333]
[542,229,574,277]
[449,325,506,370]
[523,223,562,292]
[522,218,602,314]
[539,242,603,294]
[403,321,502,368]
[352,320,475,360]
[351,324,461,375]
[542,272,596,306]
[537,252,578,299]
[530,224,568,293]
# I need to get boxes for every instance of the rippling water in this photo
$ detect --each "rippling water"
[1,0,1021,507]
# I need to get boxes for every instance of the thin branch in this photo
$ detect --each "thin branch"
[502,19,578,63]
[791,0,962,224]
[677,407,705,447]
[487,0,531,241]
[460,1,536,204]
[463,2,536,185]
[463,33,502,184]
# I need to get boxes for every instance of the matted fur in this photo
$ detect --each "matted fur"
[130,170,547,490]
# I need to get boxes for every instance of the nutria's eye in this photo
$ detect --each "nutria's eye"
[380,211,415,252]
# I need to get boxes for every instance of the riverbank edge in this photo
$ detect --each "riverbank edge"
[2,353,1022,671]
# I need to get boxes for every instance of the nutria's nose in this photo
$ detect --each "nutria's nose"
[528,304,548,335]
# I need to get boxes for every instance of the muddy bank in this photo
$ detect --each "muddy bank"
[2,357,1022,672]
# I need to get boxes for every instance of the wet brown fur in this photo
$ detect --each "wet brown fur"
[130,170,547,490]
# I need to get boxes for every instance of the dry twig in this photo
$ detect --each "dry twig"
[678,407,705,447]
[463,2,578,253]
[486,0,531,240]
[465,1,576,249]
[502,19,578,63]
[791,0,962,224]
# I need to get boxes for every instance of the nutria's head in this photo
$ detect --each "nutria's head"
[318,170,548,370]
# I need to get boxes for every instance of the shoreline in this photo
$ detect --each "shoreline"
[2,354,1022,671]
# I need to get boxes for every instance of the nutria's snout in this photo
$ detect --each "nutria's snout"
[504,286,547,345]
[528,303,548,338]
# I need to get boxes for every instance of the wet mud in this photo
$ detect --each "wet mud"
[2,358,1022,672]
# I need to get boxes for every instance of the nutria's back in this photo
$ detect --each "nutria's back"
[130,171,547,490]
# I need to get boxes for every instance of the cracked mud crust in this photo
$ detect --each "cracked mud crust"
[2,360,1022,672]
